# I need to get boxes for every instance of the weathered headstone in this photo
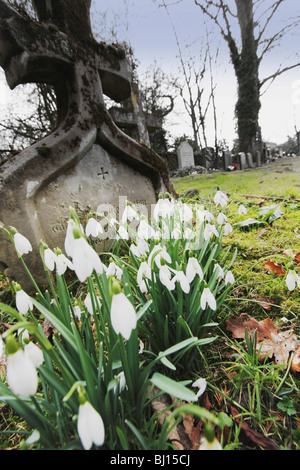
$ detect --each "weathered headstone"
[222,150,232,170]
[109,81,162,147]
[177,141,195,169]
[246,152,254,168]
[0,0,176,290]
[256,150,261,167]
[239,152,247,170]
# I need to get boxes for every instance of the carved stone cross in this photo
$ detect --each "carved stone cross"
[0,0,176,290]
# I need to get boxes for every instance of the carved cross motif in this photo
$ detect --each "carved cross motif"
[0,0,176,289]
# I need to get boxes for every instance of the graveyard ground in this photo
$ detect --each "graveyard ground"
[0,156,300,450]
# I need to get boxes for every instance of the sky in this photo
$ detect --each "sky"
[1,0,300,149]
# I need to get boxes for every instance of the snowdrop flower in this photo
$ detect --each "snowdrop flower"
[201,287,217,311]
[77,399,105,450]
[114,371,126,393]
[65,219,83,258]
[110,282,137,340]
[225,271,235,285]
[192,378,207,398]
[214,190,228,208]
[84,292,101,315]
[137,219,156,240]
[196,208,214,223]
[177,202,193,224]
[172,270,190,293]
[238,204,247,215]
[121,205,139,223]
[85,217,103,237]
[286,270,300,291]
[186,257,204,283]
[6,335,38,397]
[216,213,228,225]
[159,265,175,291]
[55,252,74,275]
[199,436,222,450]
[148,244,172,268]
[24,342,44,368]
[73,305,83,320]
[43,247,57,271]
[204,223,219,241]
[15,288,33,316]
[137,261,152,286]
[116,225,129,241]
[153,198,175,220]
[106,262,123,280]
[214,263,224,279]
[13,232,32,256]
[70,232,104,282]
[223,223,233,236]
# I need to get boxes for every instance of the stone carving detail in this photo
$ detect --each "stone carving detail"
[0,0,176,289]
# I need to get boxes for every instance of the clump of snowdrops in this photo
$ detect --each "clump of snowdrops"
[0,189,239,450]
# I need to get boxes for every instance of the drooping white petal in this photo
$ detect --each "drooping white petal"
[110,292,137,340]
[56,253,74,275]
[199,436,222,450]
[225,271,235,285]
[201,287,217,311]
[173,270,190,293]
[77,401,105,450]
[24,342,44,368]
[15,289,33,315]
[71,237,104,282]
[6,349,38,396]
[43,248,57,271]
[159,265,175,291]
[186,257,203,283]
[85,218,103,237]
[13,233,32,256]
[214,190,228,208]
[192,378,207,398]
[238,204,247,215]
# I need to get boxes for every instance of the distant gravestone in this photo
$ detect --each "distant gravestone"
[247,153,255,168]
[256,150,261,167]
[177,141,195,169]
[0,0,176,290]
[239,152,247,170]
[223,150,232,170]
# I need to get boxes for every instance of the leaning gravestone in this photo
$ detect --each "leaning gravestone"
[0,0,176,290]
[177,141,195,169]
[256,150,261,167]
[239,152,247,170]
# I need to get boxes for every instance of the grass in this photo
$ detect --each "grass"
[0,156,300,450]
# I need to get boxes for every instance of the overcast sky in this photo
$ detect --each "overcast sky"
[1,0,300,149]
[91,0,300,148]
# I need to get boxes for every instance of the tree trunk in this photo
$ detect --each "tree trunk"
[234,0,261,154]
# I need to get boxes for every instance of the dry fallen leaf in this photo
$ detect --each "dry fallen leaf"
[263,259,285,276]
[225,314,298,367]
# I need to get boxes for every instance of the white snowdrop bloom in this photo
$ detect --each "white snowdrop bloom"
[186,257,204,283]
[183,227,195,240]
[24,342,44,368]
[114,371,126,393]
[110,292,137,340]
[6,347,38,396]
[238,204,248,215]
[137,219,156,240]
[84,292,101,315]
[73,305,83,320]
[204,223,219,241]
[121,206,139,223]
[130,237,149,258]
[85,218,103,237]
[192,378,207,398]
[214,190,228,208]
[56,253,74,275]
[173,270,190,293]
[15,289,33,315]
[106,262,123,280]
[286,270,300,291]
[196,208,215,223]
[214,263,224,279]
[225,271,235,285]
[199,436,222,450]
[223,223,233,236]
[153,198,175,220]
[43,247,57,271]
[71,236,104,282]
[148,244,172,268]
[13,233,32,256]
[159,265,175,291]
[216,213,228,225]
[65,219,82,258]
[200,287,217,311]
[177,202,193,223]
[116,225,129,241]
[137,261,152,286]
[77,400,105,450]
